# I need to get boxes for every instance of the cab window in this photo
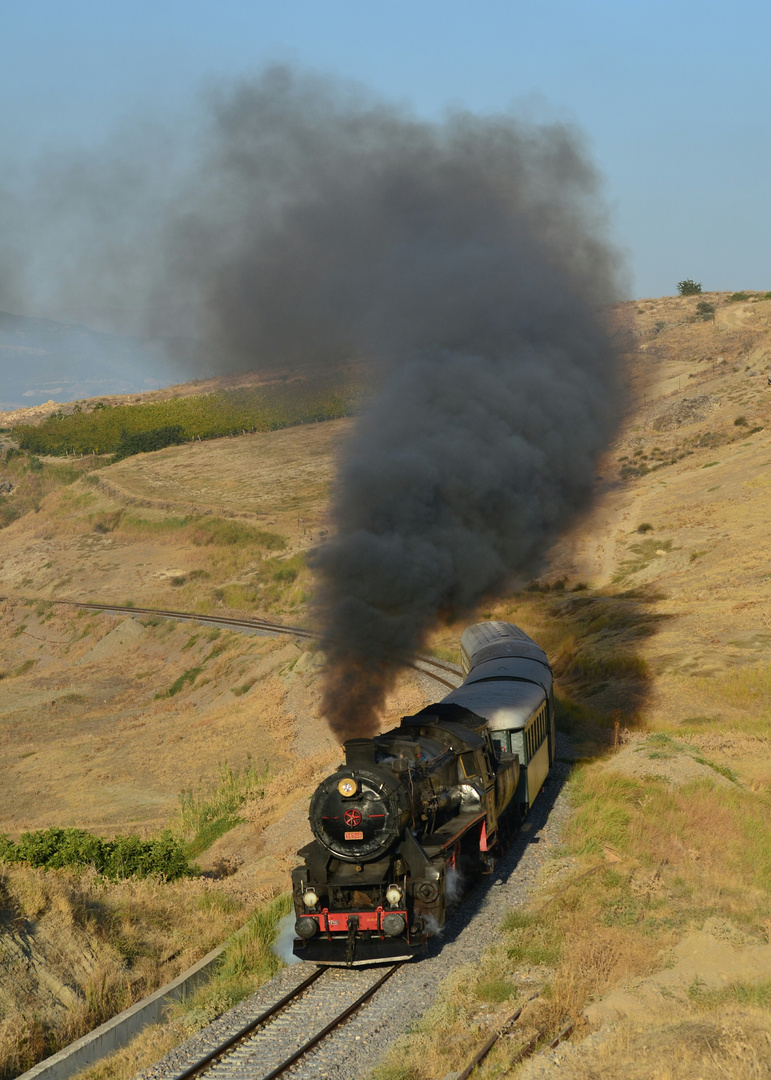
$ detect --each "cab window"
[459,751,478,778]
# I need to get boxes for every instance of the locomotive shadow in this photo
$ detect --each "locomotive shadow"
[423,763,569,959]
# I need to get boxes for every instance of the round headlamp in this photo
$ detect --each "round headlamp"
[302,888,319,908]
[385,884,403,906]
[337,777,357,797]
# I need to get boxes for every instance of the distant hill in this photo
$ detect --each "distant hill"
[0,309,180,409]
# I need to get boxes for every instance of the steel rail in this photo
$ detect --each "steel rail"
[404,660,459,691]
[456,1003,524,1080]
[414,653,464,677]
[260,962,404,1080]
[41,599,316,639]
[173,962,403,1080]
[173,966,324,1080]
[9,596,462,685]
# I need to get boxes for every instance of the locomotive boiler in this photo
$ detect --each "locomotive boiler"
[291,621,554,965]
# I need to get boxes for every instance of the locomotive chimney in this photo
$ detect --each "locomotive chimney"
[344,738,377,769]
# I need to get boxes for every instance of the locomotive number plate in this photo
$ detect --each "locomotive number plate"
[344,831,364,840]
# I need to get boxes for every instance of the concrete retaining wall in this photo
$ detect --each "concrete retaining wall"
[18,941,227,1080]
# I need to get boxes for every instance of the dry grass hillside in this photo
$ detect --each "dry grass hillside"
[0,416,362,837]
[1,289,771,1078]
[0,409,435,1078]
[555,291,771,781]
[374,290,771,1080]
[0,417,353,616]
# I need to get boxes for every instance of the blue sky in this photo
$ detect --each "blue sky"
[2,0,770,302]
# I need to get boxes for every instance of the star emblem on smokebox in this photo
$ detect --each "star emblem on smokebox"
[343,807,362,828]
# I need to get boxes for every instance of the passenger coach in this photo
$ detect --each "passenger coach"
[444,621,555,809]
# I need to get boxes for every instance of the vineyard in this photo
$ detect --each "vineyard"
[12,380,359,457]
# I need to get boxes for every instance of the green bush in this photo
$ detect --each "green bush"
[0,827,194,880]
[695,301,715,320]
[107,833,193,880]
[272,564,298,582]
[728,291,751,303]
[677,279,702,296]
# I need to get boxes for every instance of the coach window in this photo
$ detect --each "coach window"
[490,730,510,755]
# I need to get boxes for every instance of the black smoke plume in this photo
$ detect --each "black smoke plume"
[1,67,627,737]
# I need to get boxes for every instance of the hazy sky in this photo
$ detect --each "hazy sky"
[2,0,769,303]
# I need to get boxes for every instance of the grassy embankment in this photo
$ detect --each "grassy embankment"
[71,894,292,1080]
[1,442,322,619]
[0,763,283,1080]
[77,509,305,616]
[6,478,309,615]
[372,287,771,1077]
[0,451,102,529]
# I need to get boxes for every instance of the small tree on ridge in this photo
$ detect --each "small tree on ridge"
[677,279,702,296]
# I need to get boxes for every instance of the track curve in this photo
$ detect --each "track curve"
[30,597,463,690]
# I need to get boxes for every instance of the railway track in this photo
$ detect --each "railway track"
[140,760,574,1080]
[168,963,404,1080]
[42,598,316,640]
[406,656,461,690]
[31,597,463,690]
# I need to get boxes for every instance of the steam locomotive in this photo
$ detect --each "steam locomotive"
[291,621,555,965]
